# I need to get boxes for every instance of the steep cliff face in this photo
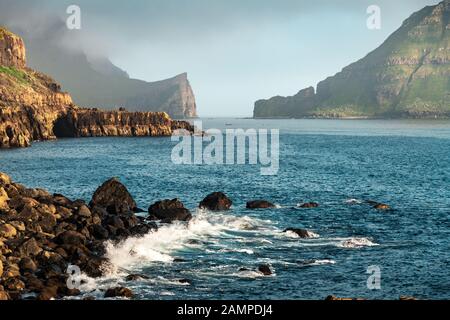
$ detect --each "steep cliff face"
[254,0,450,118]
[24,32,197,119]
[53,108,191,138]
[0,28,193,149]
[0,27,25,68]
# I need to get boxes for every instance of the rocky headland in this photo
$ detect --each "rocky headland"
[0,27,193,149]
[254,0,450,119]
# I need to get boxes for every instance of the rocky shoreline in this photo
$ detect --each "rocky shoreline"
[0,172,328,300]
[0,172,406,300]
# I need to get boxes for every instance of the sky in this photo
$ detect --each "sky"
[0,0,442,117]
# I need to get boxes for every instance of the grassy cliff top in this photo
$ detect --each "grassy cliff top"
[0,26,18,39]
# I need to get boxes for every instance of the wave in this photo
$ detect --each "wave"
[104,209,273,270]
[337,237,379,248]
[299,259,336,266]
[345,198,363,204]
[283,230,320,239]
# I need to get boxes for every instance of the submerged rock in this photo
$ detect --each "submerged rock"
[199,192,232,211]
[90,178,137,214]
[283,228,317,238]
[104,287,134,298]
[373,203,390,210]
[246,200,275,209]
[299,202,319,208]
[125,274,149,282]
[325,295,366,301]
[258,264,272,276]
[366,200,391,210]
[148,199,192,223]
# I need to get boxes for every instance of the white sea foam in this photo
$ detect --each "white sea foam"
[308,259,336,266]
[337,237,379,248]
[104,209,270,270]
[345,198,363,204]
[284,230,320,239]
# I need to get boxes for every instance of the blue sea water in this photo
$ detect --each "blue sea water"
[1,119,450,300]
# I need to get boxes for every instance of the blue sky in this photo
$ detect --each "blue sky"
[2,0,442,116]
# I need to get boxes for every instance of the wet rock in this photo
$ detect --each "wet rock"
[0,286,9,300]
[399,296,417,300]
[90,224,109,240]
[19,238,42,257]
[4,278,25,291]
[373,203,390,210]
[19,257,37,272]
[130,223,157,237]
[178,279,191,285]
[246,200,275,209]
[199,192,232,211]
[258,264,272,276]
[0,187,9,210]
[37,211,57,233]
[104,215,125,230]
[9,221,25,232]
[90,178,137,214]
[37,286,59,300]
[366,200,390,210]
[148,199,192,222]
[104,287,134,298]
[56,231,86,246]
[0,224,17,238]
[77,205,92,218]
[283,228,316,239]
[0,173,11,186]
[299,202,319,208]
[125,274,149,282]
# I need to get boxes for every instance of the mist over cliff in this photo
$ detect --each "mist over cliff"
[0,1,197,118]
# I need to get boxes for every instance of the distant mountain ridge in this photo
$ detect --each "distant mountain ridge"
[254,0,450,119]
[24,35,197,119]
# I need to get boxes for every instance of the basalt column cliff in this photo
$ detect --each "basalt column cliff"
[0,27,193,149]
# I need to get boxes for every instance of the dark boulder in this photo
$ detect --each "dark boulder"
[199,192,232,211]
[283,228,316,239]
[299,202,319,208]
[104,287,134,298]
[56,231,86,246]
[366,200,390,210]
[130,223,157,237]
[246,200,275,209]
[90,224,109,240]
[125,274,149,282]
[19,257,37,273]
[90,178,137,214]
[258,264,272,276]
[148,199,192,223]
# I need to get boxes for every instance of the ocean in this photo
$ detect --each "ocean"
[1,119,449,299]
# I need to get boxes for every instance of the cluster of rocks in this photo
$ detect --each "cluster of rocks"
[0,173,160,300]
[0,175,282,299]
